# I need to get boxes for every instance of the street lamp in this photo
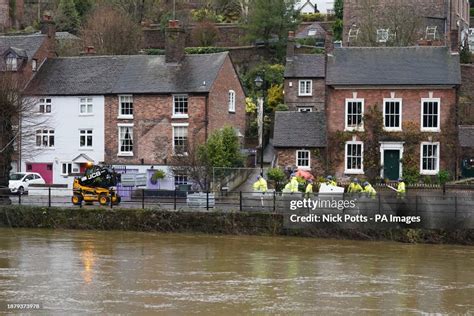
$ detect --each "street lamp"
[254,75,264,176]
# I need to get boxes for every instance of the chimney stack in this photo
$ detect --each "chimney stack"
[449,29,459,54]
[286,31,295,60]
[325,30,334,53]
[40,13,56,57]
[165,20,185,63]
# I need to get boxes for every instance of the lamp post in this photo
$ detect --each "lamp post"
[254,75,264,176]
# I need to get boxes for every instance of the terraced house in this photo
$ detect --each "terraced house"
[25,21,245,188]
[326,46,461,180]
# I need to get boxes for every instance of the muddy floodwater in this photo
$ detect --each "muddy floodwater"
[0,229,472,314]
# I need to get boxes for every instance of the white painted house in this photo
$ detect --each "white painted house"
[22,96,105,185]
[295,0,335,15]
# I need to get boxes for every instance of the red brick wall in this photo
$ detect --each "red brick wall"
[208,55,246,135]
[104,94,207,165]
[327,87,457,176]
[284,78,326,111]
[276,147,327,176]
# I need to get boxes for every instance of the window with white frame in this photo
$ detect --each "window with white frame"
[345,98,364,131]
[119,95,133,118]
[38,98,52,113]
[298,80,312,96]
[173,125,188,155]
[383,98,402,131]
[376,29,390,43]
[118,125,133,155]
[174,175,188,186]
[297,107,313,112]
[173,94,188,117]
[6,55,17,71]
[420,142,439,175]
[35,129,55,147]
[421,98,440,131]
[32,59,37,71]
[296,150,310,168]
[80,97,93,114]
[228,90,236,112]
[61,163,72,175]
[345,141,363,173]
[79,129,93,148]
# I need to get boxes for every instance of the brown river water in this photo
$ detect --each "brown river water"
[0,229,472,314]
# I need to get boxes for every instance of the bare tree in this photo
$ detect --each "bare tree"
[80,4,143,55]
[352,0,422,47]
[169,141,212,191]
[0,74,48,201]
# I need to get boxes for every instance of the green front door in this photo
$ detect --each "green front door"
[384,150,400,181]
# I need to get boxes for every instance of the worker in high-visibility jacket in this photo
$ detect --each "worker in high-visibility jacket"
[326,175,337,187]
[252,175,268,193]
[305,180,313,198]
[396,178,406,198]
[347,178,363,194]
[362,181,376,199]
[290,176,299,193]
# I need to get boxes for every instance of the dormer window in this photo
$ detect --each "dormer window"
[32,59,37,71]
[6,55,17,71]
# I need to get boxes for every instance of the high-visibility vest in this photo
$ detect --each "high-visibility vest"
[305,183,313,193]
[363,183,376,198]
[290,177,299,192]
[253,178,268,192]
[397,182,406,193]
[348,182,363,193]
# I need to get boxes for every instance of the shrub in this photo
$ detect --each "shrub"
[274,103,289,111]
[301,13,324,22]
[402,166,420,185]
[191,21,220,47]
[267,167,286,191]
[437,170,451,185]
[184,47,227,54]
[150,170,166,185]
[145,48,165,55]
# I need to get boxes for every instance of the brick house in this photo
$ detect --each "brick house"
[284,32,326,112]
[342,0,470,48]
[25,21,245,188]
[0,16,56,174]
[326,46,461,180]
[273,111,327,173]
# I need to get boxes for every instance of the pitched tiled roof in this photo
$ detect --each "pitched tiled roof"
[26,52,229,95]
[326,46,461,86]
[284,54,325,78]
[0,34,47,61]
[459,126,474,147]
[273,111,327,147]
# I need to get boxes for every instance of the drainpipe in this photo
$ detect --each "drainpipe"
[204,94,209,140]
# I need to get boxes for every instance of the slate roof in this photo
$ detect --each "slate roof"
[284,54,325,78]
[26,52,229,95]
[326,46,461,86]
[296,22,326,39]
[0,34,47,61]
[459,126,474,147]
[273,111,327,148]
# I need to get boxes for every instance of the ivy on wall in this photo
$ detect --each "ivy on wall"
[327,104,457,183]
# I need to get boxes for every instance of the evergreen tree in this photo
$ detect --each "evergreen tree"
[55,0,80,33]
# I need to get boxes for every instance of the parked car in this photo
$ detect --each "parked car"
[8,172,46,194]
